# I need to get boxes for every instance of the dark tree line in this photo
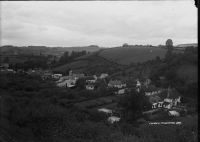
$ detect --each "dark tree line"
[58,50,87,65]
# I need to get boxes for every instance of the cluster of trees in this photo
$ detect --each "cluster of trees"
[58,50,87,65]
[117,89,152,122]
[8,55,54,70]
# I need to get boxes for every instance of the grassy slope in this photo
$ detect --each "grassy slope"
[53,52,125,75]
[99,46,167,65]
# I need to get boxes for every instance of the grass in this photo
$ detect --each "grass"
[99,46,167,65]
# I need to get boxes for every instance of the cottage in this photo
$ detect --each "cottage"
[168,110,180,117]
[163,102,172,109]
[157,101,164,108]
[66,79,76,88]
[108,80,126,89]
[56,78,76,88]
[86,76,97,84]
[52,74,62,79]
[136,80,141,87]
[107,116,120,124]
[115,88,126,95]
[152,103,158,109]
[144,85,162,96]
[98,108,112,114]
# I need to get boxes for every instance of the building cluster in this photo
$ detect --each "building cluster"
[135,78,184,117]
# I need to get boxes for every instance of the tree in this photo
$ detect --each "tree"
[122,43,129,47]
[118,90,151,121]
[166,39,173,49]
[165,39,174,61]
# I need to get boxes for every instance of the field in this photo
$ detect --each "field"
[53,53,125,75]
[99,46,167,65]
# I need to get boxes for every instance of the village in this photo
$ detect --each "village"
[0,63,188,124]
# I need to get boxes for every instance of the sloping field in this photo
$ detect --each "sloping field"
[53,53,124,75]
[99,46,167,65]
[53,60,89,73]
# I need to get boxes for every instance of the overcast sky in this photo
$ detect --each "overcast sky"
[0,1,197,47]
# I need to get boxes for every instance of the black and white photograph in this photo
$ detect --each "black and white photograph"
[0,0,198,142]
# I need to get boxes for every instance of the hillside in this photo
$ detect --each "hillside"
[98,46,168,65]
[0,45,100,65]
[53,52,125,75]
[0,45,100,56]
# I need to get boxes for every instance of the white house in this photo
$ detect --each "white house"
[107,116,120,124]
[157,101,164,108]
[52,74,62,79]
[136,80,141,88]
[86,76,97,84]
[115,88,126,95]
[66,79,76,88]
[168,110,180,117]
[98,108,112,114]
[56,79,76,88]
[163,102,172,109]
[108,80,126,89]
[152,103,158,109]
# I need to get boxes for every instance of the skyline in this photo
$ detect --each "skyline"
[1,1,197,47]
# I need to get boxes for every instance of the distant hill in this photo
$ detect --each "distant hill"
[0,45,100,57]
[176,43,197,48]
[98,46,168,65]
[0,45,100,64]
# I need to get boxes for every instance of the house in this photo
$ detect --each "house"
[152,103,158,109]
[157,101,164,108]
[98,108,112,114]
[99,73,108,79]
[42,72,53,80]
[115,88,126,95]
[168,110,180,117]
[108,80,126,89]
[107,116,120,124]
[56,78,76,88]
[136,79,141,88]
[144,85,162,96]
[66,79,76,88]
[163,102,172,109]
[86,84,95,90]
[162,87,181,107]
[149,95,162,109]
[52,74,62,79]
[86,76,97,84]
